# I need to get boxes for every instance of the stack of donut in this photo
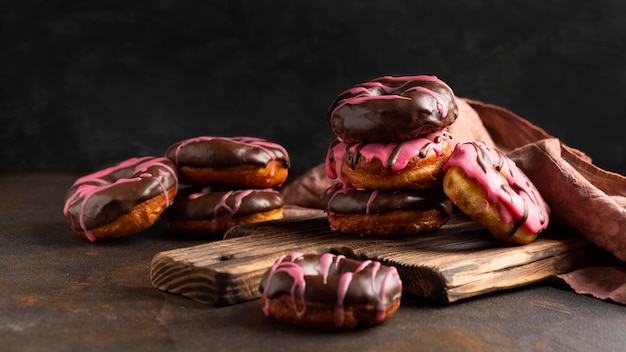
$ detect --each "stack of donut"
[161,136,290,236]
[62,136,290,241]
[324,75,458,236]
[324,75,550,244]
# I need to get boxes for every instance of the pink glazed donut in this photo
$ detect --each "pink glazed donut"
[442,141,550,245]
[259,252,402,330]
[327,75,459,143]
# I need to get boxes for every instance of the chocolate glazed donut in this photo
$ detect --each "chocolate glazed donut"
[328,75,459,143]
[162,186,284,235]
[259,252,403,330]
[63,156,179,242]
[165,136,290,188]
[324,183,453,236]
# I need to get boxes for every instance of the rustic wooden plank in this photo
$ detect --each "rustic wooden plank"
[150,213,591,305]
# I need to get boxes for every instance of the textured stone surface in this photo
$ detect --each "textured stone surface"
[1,172,626,351]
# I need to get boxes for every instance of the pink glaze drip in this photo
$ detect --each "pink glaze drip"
[335,259,371,326]
[442,142,549,235]
[325,129,451,182]
[63,157,179,242]
[79,178,139,242]
[213,189,255,232]
[335,272,353,327]
[262,252,307,318]
[363,190,379,235]
[186,188,262,233]
[323,184,349,227]
[376,266,401,322]
[315,252,345,284]
[152,169,174,206]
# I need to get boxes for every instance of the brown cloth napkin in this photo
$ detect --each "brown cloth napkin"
[281,98,626,305]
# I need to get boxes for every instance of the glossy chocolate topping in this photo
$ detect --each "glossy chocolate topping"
[324,183,453,216]
[328,75,458,142]
[259,252,402,328]
[443,141,549,235]
[63,157,179,241]
[163,186,284,221]
[165,136,290,169]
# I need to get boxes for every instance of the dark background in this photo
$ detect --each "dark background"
[2,0,625,177]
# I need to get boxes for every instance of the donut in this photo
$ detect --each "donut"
[442,141,550,245]
[259,252,402,330]
[323,183,453,236]
[326,129,453,190]
[63,156,179,242]
[162,186,284,235]
[165,136,290,188]
[327,75,458,143]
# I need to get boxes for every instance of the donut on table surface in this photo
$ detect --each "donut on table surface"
[63,156,179,242]
[323,183,453,236]
[326,129,453,190]
[165,136,290,188]
[327,75,458,143]
[259,252,402,331]
[161,186,284,235]
[442,141,550,245]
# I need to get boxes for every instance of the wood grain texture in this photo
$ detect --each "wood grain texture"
[150,214,590,305]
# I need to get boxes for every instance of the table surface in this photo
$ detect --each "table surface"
[2,172,625,352]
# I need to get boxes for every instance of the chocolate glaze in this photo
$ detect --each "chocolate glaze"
[162,186,284,221]
[259,252,402,328]
[165,136,290,169]
[324,183,453,216]
[63,157,179,241]
[328,75,458,142]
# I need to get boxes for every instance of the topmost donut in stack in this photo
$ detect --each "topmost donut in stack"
[323,75,458,236]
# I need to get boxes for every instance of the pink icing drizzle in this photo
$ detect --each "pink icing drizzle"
[324,184,348,232]
[315,252,344,284]
[363,190,379,235]
[442,141,549,235]
[186,188,263,233]
[334,272,353,327]
[262,252,307,318]
[376,266,401,322]
[62,157,178,242]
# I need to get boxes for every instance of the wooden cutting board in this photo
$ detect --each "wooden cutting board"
[150,213,590,306]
